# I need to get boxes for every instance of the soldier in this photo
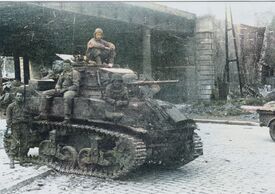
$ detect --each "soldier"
[35,63,80,123]
[86,28,116,67]
[0,80,22,111]
[5,91,29,168]
[104,74,129,122]
[105,74,129,107]
[122,74,160,99]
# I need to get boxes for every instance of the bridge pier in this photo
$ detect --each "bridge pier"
[142,27,152,79]
[13,54,21,82]
[23,56,30,84]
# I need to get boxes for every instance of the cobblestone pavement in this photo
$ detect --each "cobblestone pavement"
[4,123,275,194]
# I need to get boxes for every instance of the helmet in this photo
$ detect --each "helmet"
[93,28,103,37]
[111,74,123,82]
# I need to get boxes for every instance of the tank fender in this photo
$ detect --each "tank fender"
[165,107,188,123]
[151,99,190,123]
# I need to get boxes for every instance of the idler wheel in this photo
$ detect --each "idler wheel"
[60,146,78,169]
[39,140,55,162]
[113,138,135,169]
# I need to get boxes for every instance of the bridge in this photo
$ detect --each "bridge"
[0,2,216,102]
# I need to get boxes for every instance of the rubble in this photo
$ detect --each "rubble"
[178,98,264,121]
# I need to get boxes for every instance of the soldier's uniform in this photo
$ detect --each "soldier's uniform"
[6,101,29,165]
[37,68,80,122]
[104,74,129,122]
[122,74,160,99]
[86,28,116,66]
[105,84,128,104]
[105,78,129,106]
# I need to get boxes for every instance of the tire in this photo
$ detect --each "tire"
[269,122,275,142]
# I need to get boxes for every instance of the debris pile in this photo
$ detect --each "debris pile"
[178,98,264,121]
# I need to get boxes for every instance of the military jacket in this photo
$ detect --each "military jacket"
[105,84,129,101]
[55,69,80,91]
[87,38,114,49]
[6,102,26,128]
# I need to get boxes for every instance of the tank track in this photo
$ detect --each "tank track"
[3,122,203,178]
[193,132,203,158]
[148,131,203,168]
[31,121,147,179]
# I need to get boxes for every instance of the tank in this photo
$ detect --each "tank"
[257,101,275,142]
[4,64,203,178]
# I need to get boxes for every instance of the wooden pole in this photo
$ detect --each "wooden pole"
[230,7,243,96]
[224,6,230,83]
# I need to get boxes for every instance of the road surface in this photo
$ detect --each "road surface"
[1,122,275,194]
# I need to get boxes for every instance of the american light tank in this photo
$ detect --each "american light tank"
[4,58,203,179]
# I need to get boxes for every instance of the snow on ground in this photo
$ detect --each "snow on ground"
[0,119,6,149]
[0,119,50,193]
[5,123,275,194]
[0,149,49,192]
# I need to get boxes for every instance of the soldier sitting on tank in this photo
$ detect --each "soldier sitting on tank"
[5,90,30,168]
[41,61,64,82]
[35,62,80,124]
[104,74,129,122]
[105,74,129,107]
[86,28,116,67]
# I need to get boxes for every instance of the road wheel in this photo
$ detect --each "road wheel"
[269,122,275,142]
[60,146,78,169]
[78,148,98,170]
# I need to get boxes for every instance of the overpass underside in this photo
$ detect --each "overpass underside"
[0,2,200,102]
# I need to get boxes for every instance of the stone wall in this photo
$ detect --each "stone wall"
[195,16,216,101]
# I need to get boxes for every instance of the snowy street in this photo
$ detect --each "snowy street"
[1,122,275,194]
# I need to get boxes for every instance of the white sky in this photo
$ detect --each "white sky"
[157,2,275,26]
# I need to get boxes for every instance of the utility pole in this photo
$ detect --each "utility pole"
[230,7,243,96]
[224,6,230,83]
[224,6,243,97]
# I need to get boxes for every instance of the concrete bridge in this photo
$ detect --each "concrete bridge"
[0,2,215,102]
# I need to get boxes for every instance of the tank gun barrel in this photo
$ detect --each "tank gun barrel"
[127,80,179,86]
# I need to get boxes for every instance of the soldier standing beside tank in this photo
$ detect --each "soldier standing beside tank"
[5,91,29,168]
[86,28,116,67]
[35,63,80,123]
